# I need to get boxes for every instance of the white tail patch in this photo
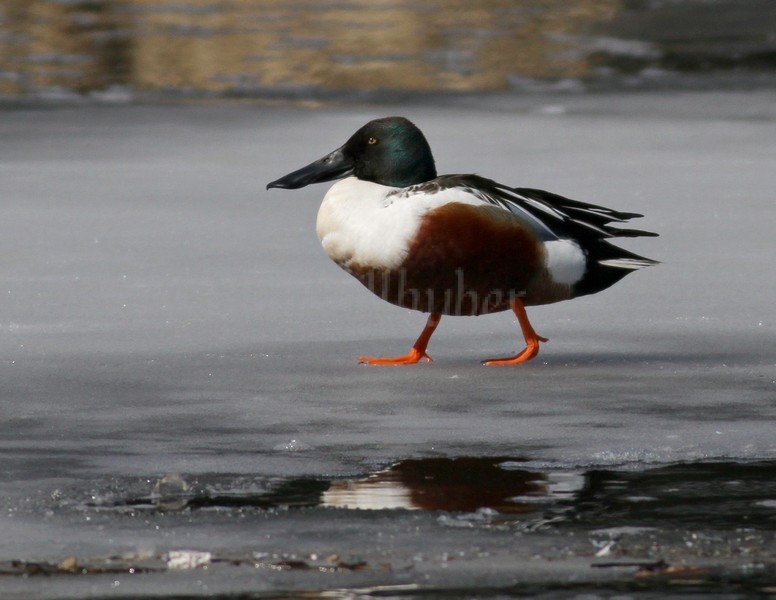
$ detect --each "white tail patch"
[598,258,656,270]
[544,240,586,285]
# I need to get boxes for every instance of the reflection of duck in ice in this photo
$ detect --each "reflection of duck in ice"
[322,457,553,513]
[268,117,657,365]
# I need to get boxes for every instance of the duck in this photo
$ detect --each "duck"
[267,116,657,366]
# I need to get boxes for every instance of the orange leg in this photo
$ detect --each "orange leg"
[359,312,442,366]
[482,298,548,366]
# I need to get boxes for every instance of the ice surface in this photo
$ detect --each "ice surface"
[1,92,775,597]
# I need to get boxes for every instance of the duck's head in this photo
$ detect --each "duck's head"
[267,116,437,190]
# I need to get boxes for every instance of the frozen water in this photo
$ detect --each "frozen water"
[1,92,775,597]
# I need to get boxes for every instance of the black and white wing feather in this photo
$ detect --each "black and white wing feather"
[451,175,658,241]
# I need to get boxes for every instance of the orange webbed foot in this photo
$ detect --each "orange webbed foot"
[481,338,544,366]
[359,313,441,366]
[358,348,432,366]
[482,298,547,366]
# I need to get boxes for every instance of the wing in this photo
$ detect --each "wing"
[420,174,658,242]
[395,175,557,241]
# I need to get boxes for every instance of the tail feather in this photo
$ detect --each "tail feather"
[604,227,660,238]
[574,240,658,297]
[598,257,660,270]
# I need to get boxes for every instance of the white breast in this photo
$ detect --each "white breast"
[315,177,486,270]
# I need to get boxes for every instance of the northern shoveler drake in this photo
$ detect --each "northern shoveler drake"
[267,117,657,366]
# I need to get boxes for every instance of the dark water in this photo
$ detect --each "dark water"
[60,458,776,532]
[1,0,775,101]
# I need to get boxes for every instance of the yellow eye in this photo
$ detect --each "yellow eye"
[367,136,378,145]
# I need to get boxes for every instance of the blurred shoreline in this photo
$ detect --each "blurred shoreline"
[2,0,775,106]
